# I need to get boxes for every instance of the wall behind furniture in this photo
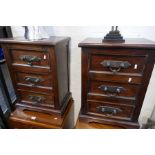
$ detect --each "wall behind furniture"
[11,26,155,126]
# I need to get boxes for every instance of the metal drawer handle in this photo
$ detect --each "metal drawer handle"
[98,85,125,97]
[28,95,45,103]
[101,60,131,74]
[20,55,42,65]
[25,76,43,85]
[97,106,122,116]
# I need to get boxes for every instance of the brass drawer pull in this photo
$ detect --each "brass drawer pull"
[101,60,131,74]
[25,76,43,85]
[20,55,42,65]
[99,85,125,97]
[97,106,122,116]
[28,95,45,103]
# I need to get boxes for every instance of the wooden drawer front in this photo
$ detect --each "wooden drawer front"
[89,72,142,85]
[87,101,134,121]
[18,90,54,108]
[87,94,135,106]
[10,48,50,68]
[15,72,53,89]
[90,54,147,74]
[89,81,139,99]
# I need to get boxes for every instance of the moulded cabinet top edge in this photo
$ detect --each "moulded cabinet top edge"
[78,38,155,49]
[0,36,70,46]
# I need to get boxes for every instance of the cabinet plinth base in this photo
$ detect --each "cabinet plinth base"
[76,114,139,129]
[8,99,74,129]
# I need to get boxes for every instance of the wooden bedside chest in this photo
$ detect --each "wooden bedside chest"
[78,38,155,129]
[0,37,74,129]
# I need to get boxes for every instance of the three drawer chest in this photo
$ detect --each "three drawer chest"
[0,36,74,129]
[78,38,155,128]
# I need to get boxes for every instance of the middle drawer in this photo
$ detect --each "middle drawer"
[88,80,140,99]
[14,71,53,93]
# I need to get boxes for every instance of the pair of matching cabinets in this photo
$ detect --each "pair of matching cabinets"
[0,37,155,128]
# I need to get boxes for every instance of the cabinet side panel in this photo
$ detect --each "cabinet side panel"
[132,51,155,121]
[55,40,70,106]
[81,48,90,114]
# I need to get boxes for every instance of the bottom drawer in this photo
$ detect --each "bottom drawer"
[18,90,54,108]
[86,101,135,121]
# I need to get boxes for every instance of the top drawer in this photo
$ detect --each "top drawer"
[9,47,50,68]
[90,54,148,75]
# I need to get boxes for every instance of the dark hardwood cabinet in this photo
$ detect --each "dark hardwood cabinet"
[0,37,74,129]
[78,38,155,129]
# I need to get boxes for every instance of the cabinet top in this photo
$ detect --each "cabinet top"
[0,36,70,46]
[78,38,155,49]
